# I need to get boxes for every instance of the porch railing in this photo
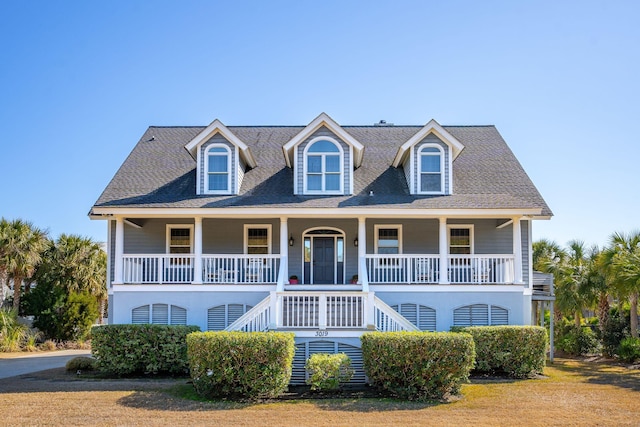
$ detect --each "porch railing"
[365,254,515,284]
[277,292,366,329]
[121,254,280,284]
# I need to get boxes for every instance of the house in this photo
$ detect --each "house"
[90,113,553,382]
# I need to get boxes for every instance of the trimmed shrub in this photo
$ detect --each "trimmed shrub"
[459,326,547,377]
[305,352,354,391]
[361,331,475,401]
[187,331,295,400]
[618,337,640,363]
[66,356,96,372]
[91,324,199,376]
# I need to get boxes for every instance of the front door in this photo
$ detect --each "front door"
[313,237,335,284]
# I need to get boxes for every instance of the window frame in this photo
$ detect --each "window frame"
[243,224,272,255]
[166,224,194,254]
[374,224,403,255]
[447,225,474,255]
[303,137,344,195]
[204,144,232,195]
[417,144,444,194]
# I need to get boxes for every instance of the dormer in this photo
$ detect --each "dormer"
[282,113,364,196]
[392,119,464,195]
[185,119,257,195]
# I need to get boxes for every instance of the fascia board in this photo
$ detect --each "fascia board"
[392,119,465,167]
[184,119,257,168]
[282,112,365,168]
[90,206,543,218]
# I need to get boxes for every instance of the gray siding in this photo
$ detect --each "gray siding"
[447,219,512,254]
[366,219,440,254]
[199,135,236,194]
[202,218,280,254]
[123,218,193,254]
[412,134,450,194]
[109,220,116,283]
[295,126,352,195]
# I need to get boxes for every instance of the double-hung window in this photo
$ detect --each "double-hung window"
[245,225,271,255]
[418,145,443,193]
[206,145,231,193]
[448,226,472,254]
[305,139,342,194]
[167,225,193,254]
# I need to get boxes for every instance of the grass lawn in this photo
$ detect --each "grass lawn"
[0,357,638,426]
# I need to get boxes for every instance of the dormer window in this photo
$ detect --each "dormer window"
[205,145,231,193]
[419,145,444,194]
[304,138,343,194]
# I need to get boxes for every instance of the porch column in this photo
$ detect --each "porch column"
[192,217,203,284]
[280,217,289,286]
[513,216,523,284]
[358,217,366,290]
[114,217,124,284]
[438,217,449,284]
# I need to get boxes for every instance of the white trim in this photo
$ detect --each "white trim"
[417,144,445,194]
[203,144,233,195]
[527,218,533,288]
[107,220,112,289]
[447,224,474,254]
[374,224,403,254]
[392,118,465,167]
[92,207,543,218]
[302,227,347,285]
[302,136,345,195]
[369,284,525,292]
[166,224,194,254]
[113,284,276,292]
[282,112,364,168]
[184,118,257,168]
[243,224,273,255]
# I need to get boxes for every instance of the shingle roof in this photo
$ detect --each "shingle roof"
[92,124,552,216]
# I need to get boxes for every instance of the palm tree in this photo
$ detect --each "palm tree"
[1,220,49,310]
[606,231,640,338]
[46,234,107,322]
[0,218,9,305]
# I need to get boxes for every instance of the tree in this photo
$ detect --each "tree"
[25,234,106,338]
[554,241,595,327]
[0,218,9,306]
[0,219,49,311]
[605,231,640,338]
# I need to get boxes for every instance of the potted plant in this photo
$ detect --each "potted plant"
[289,275,299,284]
[350,275,358,284]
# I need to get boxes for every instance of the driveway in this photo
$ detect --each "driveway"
[0,350,91,379]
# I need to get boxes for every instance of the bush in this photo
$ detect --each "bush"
[0,308,28,352]
[305,353,354,391]
[556,325,599,356]
[599,307,630,357]
[618,337,640,363]
[458,326,547,378]
[187,331,295,400]
[91,324,199,376]
[361,331,475,401]
[66,356,96,372]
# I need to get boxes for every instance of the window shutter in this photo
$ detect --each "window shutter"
[471,304,489,326]
[418,305,436,332]
[170,305,187,325]
[207,306,226,331]
[132,305,150,324]
[490,305,508,325]
[228,304,246,325]
[152,304,169,325]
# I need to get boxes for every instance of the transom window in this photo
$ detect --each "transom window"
[448,226,473,254]
[244,225,271,254]
[167,225,193,254]
[419,145,443,193]
[304,139,343,194]
[206,145,231,193]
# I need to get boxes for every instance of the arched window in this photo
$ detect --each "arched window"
[205,145,231,193]
[418,145,443,193]
[304,139,343,194]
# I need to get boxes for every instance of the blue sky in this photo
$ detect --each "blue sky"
[1,1,638,249]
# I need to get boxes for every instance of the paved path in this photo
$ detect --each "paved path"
[0,350,91,379]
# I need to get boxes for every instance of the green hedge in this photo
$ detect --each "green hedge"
[459,326,547,377]
[91,324,199,376]
[361,331,475,401]
[187,331,295,400]
[305,352,354,391]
